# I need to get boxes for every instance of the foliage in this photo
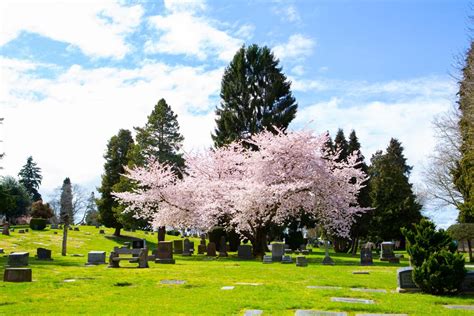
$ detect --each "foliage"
[59,178,73,225]
[97,129,135,236]
[402,219,466,294]
[166,229,180,236]
[30,200,53,219]
[115,129,367,256]
[84,192,99,226]
[453,41,474,223]
[208,226,227,251]
[29,218,47,230]
[212,44,297,147]
[447,223,474,241]
[132,98,185,171]
[0,176,31,221]
[369,138,423,243]
[18,156,43,202]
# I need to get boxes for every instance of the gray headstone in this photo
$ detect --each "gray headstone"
[221,286,234,290]
[50,224,59,229]
[296,256,308,267]
[443,305,474,310]
[8,252,29,267]
[244,310,263,315]
[380,242,395,261]
[87,251,106,265]
[322,255,335,265]
[173,240,183,254]
[307,286,342,290]
[219,236,228,257]
[330,297,374,304]
[155,241,175,264]
[73,227,79,231]
[295,311,347,316]
[281,255,292,264]
[355,314,408,316]
[132,239,145,249]
[160,279,185,284]
[351,288,387,293]
[396,267,419,292]
[206,242,216,256]
[238,244,253,260]
[99,229,105,234]
[0,248,3,253]
[262,255,273,264]
[36,248,52,260]
[461,270,474,292]
[183,239,193,256]
[285,249,293,255]
[271,243,285,262]
[360,248,373,265]
[3,268,32,282]
[18,229,25,234]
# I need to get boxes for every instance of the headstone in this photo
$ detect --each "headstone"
[238,244,253,259]
[53,232,58,235]
[87,251,106,265]
[271,243,285,262]
[207,242,216,256]
[285,249,293,255]
[3,268,32,282]
[173,240,183,254]
[351,288,387,293]
[352,271,370,274]
[2,221,10,235]
[295,311,347,316]
[144,231,149,235]
[7,252,29,267]
[244,310,263,315]
[132,239,145,249]
[73,227,79,231]
[0,248,4,254]
[155,241,175,264]
[95,225,100,228]
[322,255,335,265]
[68,227,73,231]
[461,270,474,293]
[443,305,474,310]
[25,228,29,232]
[221,286,234,290]
[198,244,206,254]
[380,242,395,261]
[296,256,308,267]
[330,297,374,304]
[281,255,292,264]
[160,279,186,284]
[307,286,342,290]
[262,255,273,264]
[36,248,52,260]
[360,248,373,266]
[18,229,25,234]
[397,267,419,292]
[50,224,59,229]
[301,250,309,255]
[183,239,193,256]
[99,229,105,234]
[219,236,228,257]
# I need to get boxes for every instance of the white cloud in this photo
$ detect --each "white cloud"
[273,5,301,23]
[145,8,243,62]
[273,34,315,62]
[0,57,222,195]
[0,1,143,59]
[164,0,206,13]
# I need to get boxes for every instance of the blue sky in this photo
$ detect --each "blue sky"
[0,0,470,226]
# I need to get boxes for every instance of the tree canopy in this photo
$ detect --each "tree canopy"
[18,156,42,202]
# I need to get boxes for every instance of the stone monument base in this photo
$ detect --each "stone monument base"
[4,268,32,282]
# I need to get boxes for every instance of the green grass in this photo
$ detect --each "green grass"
[1,226,473,315]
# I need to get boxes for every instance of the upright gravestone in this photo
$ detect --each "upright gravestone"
[207,242,216,256]
[238,244,253,260]
[86,251,106,265]
[73,227,79,231]
[271,243,285,262]
[380,241,395,261]
[281,255,292,264]
[99,229,105,234]
[262,255,273,264]
[397,267,419,292]
[2,221,9,236]
[296,256,308,267]
[18,229,25,234]
[461,270,474,293]
[183,239,193,256]
[8,252,29,267]
[219,236,228,257]
[50,224,59,229]
[360,247,373,266]
[36,248,52,260]
[132,239,145,249]
[155,241,175,264]
[173,239,183,254]
[198,236,206,254]
[4,268,32,282]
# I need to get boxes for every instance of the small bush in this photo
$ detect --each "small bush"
[166,229,180,236]
[30,218,47,230]
[30,200,54,219]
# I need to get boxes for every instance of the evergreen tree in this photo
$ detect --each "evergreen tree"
[322,131,335,159]
[369,138,423,244]
[133,98,184,171]
[212,44,297,147]
[334,129,349,163]
[0,176,31,222]
[97,129,134,236]
[453,41,474,224]
[18,156,42,202]
[59,178,73,225]
[84,192,99,226]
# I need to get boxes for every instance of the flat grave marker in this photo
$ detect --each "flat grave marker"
[295,311,347,316]
[330,297,374,304]
[221,286,235,290]
[160,279,186,285]
[244,310,263,315]
[307,286,342,290]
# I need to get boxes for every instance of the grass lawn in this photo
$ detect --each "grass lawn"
[1,226,473,315]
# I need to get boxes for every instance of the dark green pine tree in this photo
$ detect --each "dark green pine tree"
[334,129,349,163]
[212,44,297,148]
[133,98,185,172]
[97,129,135,236]
[453,41,474,224]
[347,130,371,254]
[59,178,73,225]
[18,156,42,202]
[369,138,423,244]
[322,131,335,159]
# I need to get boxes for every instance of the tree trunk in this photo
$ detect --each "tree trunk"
[350,237,359,256]
[158,226,166,242]
[468,239,473,263]
[114,227,121,237]
[252,227,268,257]
[61,225,68,256]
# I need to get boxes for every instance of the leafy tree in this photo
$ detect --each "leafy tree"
[18,156,42,202]
[369,138,423,244]
[97,129,134,236]
[84,192,99,226]
[212,44,297,147]
[132,98,185,171]
[0,176,31,222]
[448,223,474,262]
[402,219,465,294]
[59,178,73,225]
[453,41,474,224]
[30,200,53,219]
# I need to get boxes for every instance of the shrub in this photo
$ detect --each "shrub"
[30,200,54,219]
[402,219,466,294]
[166,229,180,236]
[30,218,47,230]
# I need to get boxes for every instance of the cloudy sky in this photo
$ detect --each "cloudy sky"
[0,0,470,227]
